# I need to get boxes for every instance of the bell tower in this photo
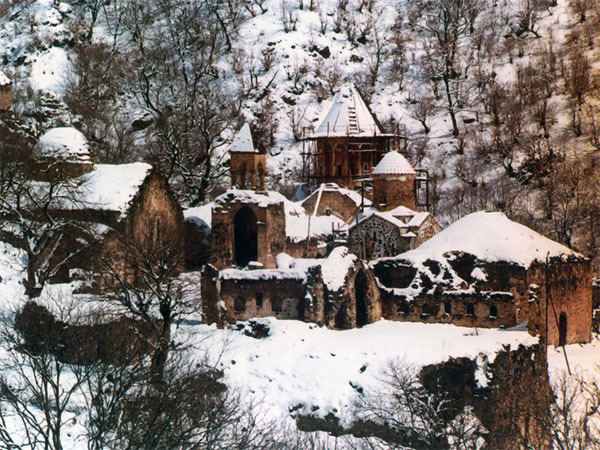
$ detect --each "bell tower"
[229,123,267,191]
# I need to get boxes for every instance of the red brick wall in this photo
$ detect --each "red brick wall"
[372,174,416,211]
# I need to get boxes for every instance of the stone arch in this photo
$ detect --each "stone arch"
[559,312,567,346]
[233,206,258,267]
[355,270,369,327]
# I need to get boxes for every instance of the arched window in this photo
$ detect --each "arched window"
[234,206,258,267]
[489,305,498,318]
[272,297,283,313]
[421,303,434,317]
[444,301,452,315]
[466,303,475,317]
[234,297,246,314]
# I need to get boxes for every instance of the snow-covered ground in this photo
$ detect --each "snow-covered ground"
[185,318,538,425]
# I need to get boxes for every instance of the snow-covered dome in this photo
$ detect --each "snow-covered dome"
[33,127,92,162]
[372,151,416,176]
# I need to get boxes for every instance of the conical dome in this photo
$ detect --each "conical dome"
[372,151,416,176]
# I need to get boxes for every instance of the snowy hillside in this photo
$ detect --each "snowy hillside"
[2,0,599,257]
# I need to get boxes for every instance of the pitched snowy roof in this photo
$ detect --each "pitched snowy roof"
[310,86,385,138]
[399,211,584,268]
[0,70,10,87]
[351,206,431,233]
[33,127,92,162]
[47,163,153,217]
[229,123,257,153]
[372,151,416,176]
[303,183,371,214]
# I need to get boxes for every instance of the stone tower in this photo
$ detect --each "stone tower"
[301,85,393,189]
[0,71,11,112]
[28,127,95,181]
[229,123,266,191]
[371,150,417,211]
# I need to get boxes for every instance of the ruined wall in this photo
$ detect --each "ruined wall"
[379,289,518,329]
[372,256,529,329]
[0,84,11,111]
[210,198,286,269]
[285,238,329,259]
[528,257,592,345]
[324,263,382,329]
[372,174,416,211]
[301,189,363,222]
[412,215,441,248]
[297,343,550,450]
[201,265,326,326]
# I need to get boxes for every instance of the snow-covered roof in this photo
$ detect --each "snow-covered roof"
[47,163,153,217]
[33,127,92,162]
[399,211,584,268]
[229,123,257,153]
[372,151,416,176]
[304,183,371,214]
[184,203,213,230]
[0,70,10,87]
[278,247,357,291]
[223,247,357,291]
[350,206,431,233]
[310,85,385,138]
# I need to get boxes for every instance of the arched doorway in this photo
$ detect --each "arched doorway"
[355,270,369,327]
[234,206,258,267]
[559,312,568,347]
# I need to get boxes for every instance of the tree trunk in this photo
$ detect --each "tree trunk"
[443,74,459,137]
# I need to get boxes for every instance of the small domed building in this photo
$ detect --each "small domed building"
[28,127,95,181]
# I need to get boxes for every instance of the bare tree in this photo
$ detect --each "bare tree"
[417,0,480,137]
[0,158,95,297]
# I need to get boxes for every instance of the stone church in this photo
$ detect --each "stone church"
[199,88,593,346]
[27,126,184,290]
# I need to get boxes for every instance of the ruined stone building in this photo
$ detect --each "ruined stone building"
[28,127,184,288]
[371,211,591,345]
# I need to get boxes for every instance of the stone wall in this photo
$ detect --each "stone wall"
[349,215,410,259]
[528,257,592,345]
[412,214,441,248]
[0,84,11,111]
[372,174,416,211]
[296,343,550,449]
[301,189,363,222]
[210,197,286,269]
[201,265,326,326]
